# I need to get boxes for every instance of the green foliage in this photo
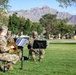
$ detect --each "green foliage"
[0,9,8,26]
[39,14,74,39]
[8,13,43,35]
[31,22,43,35]
[18,17,26,35]
[0,0,10,10]
[57,0,76,7]
[8,12,74,39]
[73,25,76,31]
[66,25,74,35]
[24,19,32,35]
[0,0,9,26]
[40,14,57,38]
[56,19,68,36]
[8,13,20,34]
[56,19,73,38]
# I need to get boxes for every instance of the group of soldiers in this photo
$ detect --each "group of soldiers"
[0,25,45,71]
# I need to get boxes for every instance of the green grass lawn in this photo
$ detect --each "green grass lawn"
[0,43,76,75]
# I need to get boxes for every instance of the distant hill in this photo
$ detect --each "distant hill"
[8,5,76,25]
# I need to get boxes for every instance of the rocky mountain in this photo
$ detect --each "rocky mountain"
[8,6,76,25]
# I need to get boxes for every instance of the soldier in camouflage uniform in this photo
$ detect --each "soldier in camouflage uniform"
[28,31,45,62]
[0,26,20,70]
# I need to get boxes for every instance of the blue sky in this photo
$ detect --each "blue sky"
[8,0,76,15]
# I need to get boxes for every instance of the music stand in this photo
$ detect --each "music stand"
[33,40,47,49]
[33,40,47,60]
[16,37,28,69]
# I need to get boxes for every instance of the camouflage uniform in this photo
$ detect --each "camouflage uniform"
[0,33,20,64]
[0,26,20,70]
[28,31,45,62]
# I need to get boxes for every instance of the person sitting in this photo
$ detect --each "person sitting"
[28,31,45,62]
[0,26,20,70]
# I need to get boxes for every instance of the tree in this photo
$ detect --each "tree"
[19,16,26,35]
[66,25,73,36]
[0,0,10,26]
[0,9,8,26]
[24,19,32,35]
[8,13,20,34]
[56,19,71,38]
[57,0,76,7]
[73,25,76,35]
[0,0,10,10]
[31,22,43,35]
[39,14,57,39]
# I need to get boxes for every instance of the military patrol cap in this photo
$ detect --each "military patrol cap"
[32,31,38,36]
[2,25,8,30]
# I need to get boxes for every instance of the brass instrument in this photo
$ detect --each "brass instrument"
[7,37,18,54]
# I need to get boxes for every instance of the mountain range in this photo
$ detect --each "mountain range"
[8,5,76,25]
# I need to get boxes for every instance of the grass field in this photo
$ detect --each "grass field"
[0,43,76,75]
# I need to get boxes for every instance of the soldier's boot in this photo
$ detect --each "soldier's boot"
[39,56,43,62]
[8,65,13,70]
[17,57,21,62]
[39,50,45,62]
[0,64,5,71]
[32,52,36,61]
[32,55,36,61]
[7,63,14,70]
[0,64,8,71]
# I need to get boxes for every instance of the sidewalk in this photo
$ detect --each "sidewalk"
[48,39,76,43]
